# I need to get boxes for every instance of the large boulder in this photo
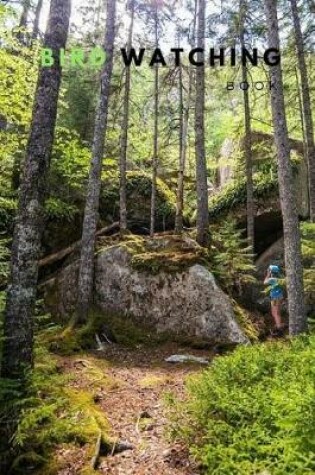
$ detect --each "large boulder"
[42,242,248,345]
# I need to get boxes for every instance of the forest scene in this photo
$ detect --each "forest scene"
[0,0,315,473]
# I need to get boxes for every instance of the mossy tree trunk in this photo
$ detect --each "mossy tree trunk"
[1,0,71,380]
[264,0,307,335]
[0,6,71,468]
[290,0,315,222]
[119,0,135,234]
[195,0,209,246]
[239,0,254,253]
[76,0,117,324]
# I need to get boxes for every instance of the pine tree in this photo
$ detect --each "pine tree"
[175,4,196,234]
[290,0,315,222]
[1,0,71,378]
[264,0,307,335]
[119,0,135,234]
[195,0,209,246]
[76,0,117,324]
[150,1,159,237]
[239,0,254,253]
[32,0,43,40]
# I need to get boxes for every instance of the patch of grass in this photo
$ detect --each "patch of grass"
[138,374,170,388]
[170,336,315,475]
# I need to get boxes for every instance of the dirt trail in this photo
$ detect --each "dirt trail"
[93,343,210,475]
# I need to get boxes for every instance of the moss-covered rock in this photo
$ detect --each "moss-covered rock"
[41,235,248,346]
[208,174,279,220]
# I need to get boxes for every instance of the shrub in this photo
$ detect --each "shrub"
[171,336,315,475]
[301,223,315,297]
[211,219,256,295]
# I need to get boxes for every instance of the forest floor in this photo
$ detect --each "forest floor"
[56,343,212,475]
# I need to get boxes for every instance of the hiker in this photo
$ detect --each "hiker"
[264,264,285,336]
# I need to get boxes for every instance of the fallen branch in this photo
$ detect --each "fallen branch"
[90,430,102,470]
[39,221,119,269]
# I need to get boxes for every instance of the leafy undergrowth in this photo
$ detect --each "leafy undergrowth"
[169,336,315,475]
[0,338,112,474]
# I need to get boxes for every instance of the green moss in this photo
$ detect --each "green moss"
[209,173,278,220]
[42,313,109,356]
[97,233,209,275]
[131,250,207,274]
[41,307,169,351]
[6,346,111,474]
[94,311,169,347]
[232,300,259,342]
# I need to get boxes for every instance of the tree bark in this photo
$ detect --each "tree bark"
[195,0,209,246]
[76,0,117,324]
[1,0,71,380]
[17,0,31,43]
[175,9,196,234]
[295,67,306,148]
[290,0,315,222]
[150,4,159,237]
[239,0,254,253]
[119,0,135,234]
[264,0,307,335]
[32,0,44,40]
[175,58,185,233]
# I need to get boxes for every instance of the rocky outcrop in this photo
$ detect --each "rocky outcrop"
[42,244,248,345]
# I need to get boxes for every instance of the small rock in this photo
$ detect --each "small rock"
[165,354,209,365]
[93,393,103,403]
[139,410,151,419]
[112,441,134,454]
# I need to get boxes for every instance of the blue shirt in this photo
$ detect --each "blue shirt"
[268,277,283,299]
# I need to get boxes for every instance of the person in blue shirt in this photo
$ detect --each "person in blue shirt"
[264,264,285,335]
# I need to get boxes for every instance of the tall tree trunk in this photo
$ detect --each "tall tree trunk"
[32,0,44,40]
[264,0,307,335]
[175,59,185,233]
[119,0,135,234]
[295,67,306,148]
[175,9,196,234]
[195,0,209,246]
[76,0,117,324]
[17,0,31,43]
[1,0,71,380]
[150,4,159,237]
[239,0,254,253]
[290,0,315,222]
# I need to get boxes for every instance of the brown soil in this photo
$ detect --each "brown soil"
[60,343,212,475]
